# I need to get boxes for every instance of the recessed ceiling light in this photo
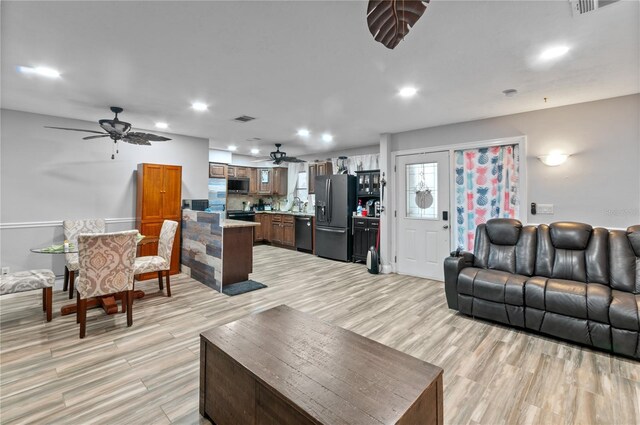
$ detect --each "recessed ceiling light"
[539,46,570,61]
[322,133,333,142]
[191,102,208,111]
[17,66,60,78]
[228,145,237,151]
[297,129,310,137]
[155,122,168,129]
[250,148,260,154]
[399,86,417,98]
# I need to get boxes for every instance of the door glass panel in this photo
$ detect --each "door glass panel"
[406,162,437,219]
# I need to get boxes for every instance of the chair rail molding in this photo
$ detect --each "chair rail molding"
[0,217,136,230]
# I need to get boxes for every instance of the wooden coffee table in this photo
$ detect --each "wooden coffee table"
[200,305,444,425]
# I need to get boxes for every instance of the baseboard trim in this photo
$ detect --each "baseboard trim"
[0,217,136,230]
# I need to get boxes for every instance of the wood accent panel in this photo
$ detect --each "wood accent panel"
[136,163,182,279]
[209,162,227,178]
[222,226,253,285]
[200,305,444,425]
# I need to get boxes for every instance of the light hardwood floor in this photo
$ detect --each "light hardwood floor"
[1,245,639,424]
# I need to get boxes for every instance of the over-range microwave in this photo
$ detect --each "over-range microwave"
[228,177,250,194]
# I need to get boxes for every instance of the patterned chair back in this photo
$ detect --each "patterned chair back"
[63,219,106,260]
[158,220,179,264]
[76,230,137,299]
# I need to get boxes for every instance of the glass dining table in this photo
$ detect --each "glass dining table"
[30,235,159,317]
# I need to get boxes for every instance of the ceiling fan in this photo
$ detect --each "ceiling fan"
[45,106,171,159]
[269,143,305,165]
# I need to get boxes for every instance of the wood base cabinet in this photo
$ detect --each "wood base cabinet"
[352,217,379,262]
[136,163,182,280]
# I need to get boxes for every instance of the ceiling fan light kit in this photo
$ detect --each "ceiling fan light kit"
[45,106,171,159]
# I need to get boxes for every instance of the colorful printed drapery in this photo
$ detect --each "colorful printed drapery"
[454,144,520,251]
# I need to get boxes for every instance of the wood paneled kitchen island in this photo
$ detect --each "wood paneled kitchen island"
[181,209,259,291]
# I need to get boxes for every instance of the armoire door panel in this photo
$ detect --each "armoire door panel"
[142,164,164,221]
[163,165,182,219]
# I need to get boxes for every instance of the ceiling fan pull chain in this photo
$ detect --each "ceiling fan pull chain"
[111,140,116,160]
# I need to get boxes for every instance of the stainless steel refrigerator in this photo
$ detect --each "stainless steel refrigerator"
[315,174,357,261]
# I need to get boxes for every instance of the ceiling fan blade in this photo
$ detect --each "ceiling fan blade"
[82,134,110,140]
[282,157,306,163]
[44,126,106,134]
[122,135,152,146]
[128,132,171,141]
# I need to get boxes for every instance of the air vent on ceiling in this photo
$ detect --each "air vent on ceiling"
[232,115,256,123]
[570,0,619,16]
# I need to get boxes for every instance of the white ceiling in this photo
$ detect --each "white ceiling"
[1,1,638,156]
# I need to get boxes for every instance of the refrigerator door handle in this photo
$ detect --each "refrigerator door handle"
[316,226,346,234]
[327,177,332,223]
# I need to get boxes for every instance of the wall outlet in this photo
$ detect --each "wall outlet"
[1,267,9,275]
[537,204,554,214]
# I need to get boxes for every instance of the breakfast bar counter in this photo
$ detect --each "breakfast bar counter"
[181,210,259,291]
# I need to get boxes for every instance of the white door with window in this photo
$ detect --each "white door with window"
[396,151,450,280]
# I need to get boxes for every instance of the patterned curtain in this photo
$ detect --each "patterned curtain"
[454,144,520,251]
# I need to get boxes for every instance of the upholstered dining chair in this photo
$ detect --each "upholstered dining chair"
[76,230,137,339]
[134,220,178,297]
[63,218,106,299]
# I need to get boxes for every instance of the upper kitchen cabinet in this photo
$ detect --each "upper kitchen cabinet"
[258,169,272,194]
[249,168,258,194]
[356,169,381,197]
[272,167,288,196]
[209,162,227,179]
[308,161,333,194]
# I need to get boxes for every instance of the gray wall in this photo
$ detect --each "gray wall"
[0,109,209,275]
[390,94,640,228]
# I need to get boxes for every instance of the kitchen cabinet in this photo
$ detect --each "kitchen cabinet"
[227,166,236,178]
[352,217,379,262]
[308,161,333,194]
[263,213,295,247]
[258,169,272,194]
[235,167,249,178]
[249,168,258,194]
[272,167,288,196]
[356,170,381,197]
[282,215,295,247]
[271,214,283,244]
[136,163,182,278]
[254,214,264,241]
[209,162,227,178]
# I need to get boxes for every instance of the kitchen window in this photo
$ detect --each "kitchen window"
[294,171,308,201]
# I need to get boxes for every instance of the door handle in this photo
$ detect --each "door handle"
[443,225,449,229]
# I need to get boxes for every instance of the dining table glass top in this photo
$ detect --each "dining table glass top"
[30,233,157,254]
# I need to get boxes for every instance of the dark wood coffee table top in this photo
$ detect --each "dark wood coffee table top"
[200,304,443,425]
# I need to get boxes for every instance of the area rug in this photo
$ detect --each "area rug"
[222,280,267,296]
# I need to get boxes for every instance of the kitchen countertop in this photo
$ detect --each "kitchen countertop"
[255,211,315,217]
[352,215,380,220]
[221,219,261,228]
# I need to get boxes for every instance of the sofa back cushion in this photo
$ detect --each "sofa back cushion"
[535,222,609,284]
[609,226,640,294]
[473,219,536,276]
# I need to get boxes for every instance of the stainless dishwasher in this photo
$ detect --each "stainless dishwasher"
[295,216,313,252]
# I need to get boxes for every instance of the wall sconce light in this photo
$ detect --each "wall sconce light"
[538,152,570,166]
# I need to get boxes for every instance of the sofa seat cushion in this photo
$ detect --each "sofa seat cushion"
[458,268,527,306]
[610,290,639,331]
[526,277,589,319]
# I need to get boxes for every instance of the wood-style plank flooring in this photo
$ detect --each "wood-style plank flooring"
[1,245,639,424]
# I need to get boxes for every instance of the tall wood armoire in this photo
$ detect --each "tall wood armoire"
[136,163,182,280]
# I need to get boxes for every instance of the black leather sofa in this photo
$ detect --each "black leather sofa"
[444,219,640,359]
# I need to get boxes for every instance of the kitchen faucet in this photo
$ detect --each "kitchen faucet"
[293,197,303,212]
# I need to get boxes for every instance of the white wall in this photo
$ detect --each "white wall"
[300,145,380,162]
[390,94,640,228]
[0,109,209,275]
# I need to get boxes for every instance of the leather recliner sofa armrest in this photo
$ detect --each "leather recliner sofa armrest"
[444,251,474,310]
